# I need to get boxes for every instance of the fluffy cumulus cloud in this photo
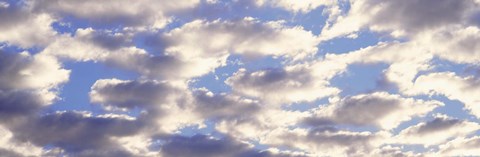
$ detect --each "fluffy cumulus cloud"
[0,1,56,47]
[1,0,480,156]
[320,0,480,39]
[412,72,480,117]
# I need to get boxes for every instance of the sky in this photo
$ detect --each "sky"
[1,0,480,156]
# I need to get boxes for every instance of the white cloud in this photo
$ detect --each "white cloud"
[0,3,56,47]
[161,18,319,61]
[0,125,43,157]
[320,0,480,40]
[411,72,480,118]
[436,136,480,156]
[226,66,339,105]
[394,115,480,146]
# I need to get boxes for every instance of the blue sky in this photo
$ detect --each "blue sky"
[1,0,480,156]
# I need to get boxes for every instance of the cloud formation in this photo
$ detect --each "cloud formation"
[0,0,480,156]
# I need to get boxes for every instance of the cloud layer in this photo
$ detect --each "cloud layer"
[1,0,480,156]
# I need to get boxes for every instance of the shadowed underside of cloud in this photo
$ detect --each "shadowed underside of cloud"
[160,135,271,157]
[1,0,480,156]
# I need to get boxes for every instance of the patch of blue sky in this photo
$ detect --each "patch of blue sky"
[427,57,478,77]
[51,14,131,36]
[191,55,285,93]
[283,7,328,35]
[281,97,329,112]
[392,115,432,135]
[242,55,284,70]
[331,63,391,97]
[177,120,220,137]
[189,55,243,93]
[389,144,430,154]
[318,31,382,55]
[430,95,477,121]
[45,61,139,115]
[1,42,44,54]
[189,0,291,22]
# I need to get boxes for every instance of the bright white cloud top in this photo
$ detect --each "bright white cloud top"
[1,0,480,156]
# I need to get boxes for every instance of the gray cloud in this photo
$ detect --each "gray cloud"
[369,0,477,33]
[304,92,442,129]
[160,135,272,157]
[193,88,261,120]
[0,91,42,123]
[31,0,200,28]
[0,51,33,90]
[0,50,68,124]
[0,148,23,157]
[321,0,480,39]
[414,118,462,135]
[90,79,184,109]
[12,111,143,155]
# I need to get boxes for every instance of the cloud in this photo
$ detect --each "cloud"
[0,50,69,124]
[11,111,142,156]
[226,67,338,105]
[2,0,480,156]
[436,136,480,156]
[90,78,203,133]
[420,26,480,64]
[254,0,336,13]
[44,18,319,80]
[160,135,271,157]
[31,0,200,29]
[261,127,387,156]
[90,79,185,109]
[411,72,480,118]
[225,53,363,105]
[305,92,443,130]
[0,1,56,47]
[192,88,262,120]
[369,145,421,157]
[160,18,319,59]
[0,125,43,157]
[394,115,480,146]
[320,0,480,39]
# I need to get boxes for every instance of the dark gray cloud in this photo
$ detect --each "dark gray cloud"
[90,79,184,109]
[160,135,272,157]
[12,111,143,155]
[414,118,462,135]
[0,91,42,123]
[369,0,477,33]
[0,51,31,90]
